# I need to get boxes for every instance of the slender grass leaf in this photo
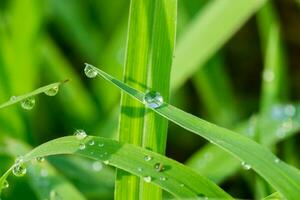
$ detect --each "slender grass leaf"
[91,65,300,200]
[0,81,67,110]
[0,136,233,199]
[171,0,267,91]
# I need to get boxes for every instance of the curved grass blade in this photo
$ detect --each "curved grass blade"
[0,81,68,110]
[90,64,300,200]
[1,136,233,199]
[0,136,86,199]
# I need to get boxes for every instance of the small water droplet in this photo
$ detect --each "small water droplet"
[104,152,108,155]
[103,160,109,165]
[263,69,275,82]
[143,176,152,183]
[180,183,185,187]
[159,176,167,181]
[10,96,17,101]
[12,164,27,177]
[2,180,9,189]
[84,63,98,78]
[50,190,61,200]
[21,97,35,110]
[144,155,152,162]
[284,104,296,117]
[154,163,165,172]
[74,129,87,140]
[98,143,104,147]
[88,140,95,146]
[274,158,280,163]
[44,86,59,96]
[92,161,103,172]
[144,91,164,109]
[36,157,45,163]
[79,143,86,150]
[241,162,251,170]
[15,155,24,164]
[137,167,143,172]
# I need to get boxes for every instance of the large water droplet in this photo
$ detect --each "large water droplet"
[143,176,152,183]
[21,97,35,110]
[154,163,165,172]
[79,143,86,150]
[144,91,164,109]
[92,161,103,172]
[263,69,275,82]
[2,180,9,189]
[74,130,87,140]
[144,155,152,162]
[44,86,59,96]
[241,162,251,170]
[84,63,98,78]
[12,164,27,177]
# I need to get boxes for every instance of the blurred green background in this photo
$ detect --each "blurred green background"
[1,0,300,199]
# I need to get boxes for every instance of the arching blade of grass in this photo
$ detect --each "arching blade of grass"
[263,192,283,200]
[171,0,267,91]
[0,81,68,110]
[91,65,300,199]
[186,103,300,183]
[0,136,233,199]
[0,136,86,199]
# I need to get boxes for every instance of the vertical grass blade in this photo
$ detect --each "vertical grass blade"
[115,1,153,199]
[171,0,267,91]
[141,1,176,199]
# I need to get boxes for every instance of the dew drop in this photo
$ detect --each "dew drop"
[180,183,185,187]
[40,169,48,177]
[241,162,251,170]
[159,176,167,181]
[263,69,275,82]
[143,176,152,183]
[36,157,45,163]
[84,63,98,78]
[2,180,9,189]
[144,91,164,109]
[88,140,95,146]
[274,158,280,163]
[44,86,59,96]
[21,97,35,110]
[10,96,17,101]
[12,164,27,177]
[98,143,104,147]
[74,129,87,140]
[103,160,109,165]
[154,163,165,172]
[92,161,103,172]
[144,155,152,162]
[79,143,86,150]
[284,104,296,117]
[137,167,143,172]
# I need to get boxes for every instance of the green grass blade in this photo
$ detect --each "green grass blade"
[91,65,300,199]
[141,1,177,199]
[0,81,67,110]
[0,136,233,199]
[116,0,177,199]
[0,136,86,200]
[115,0,152,198]
[171,0,267,91]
